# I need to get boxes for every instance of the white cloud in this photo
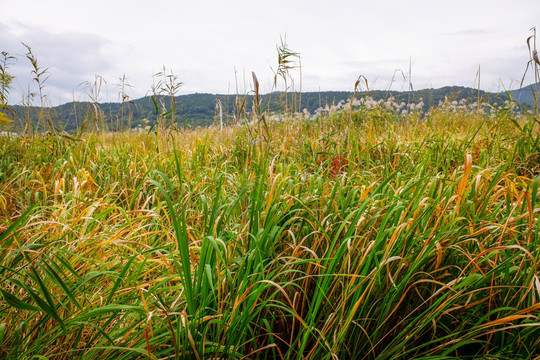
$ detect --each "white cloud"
[1,22,120,104]
[1,0,539,105]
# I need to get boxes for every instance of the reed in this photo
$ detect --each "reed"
[23,43,54,135]
[0,51,16,125]
[0,98,538,359]
[522,27,540,122]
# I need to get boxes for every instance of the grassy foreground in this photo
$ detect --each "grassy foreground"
[1,105,539,359]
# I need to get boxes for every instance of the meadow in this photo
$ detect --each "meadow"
[0,96,539,359]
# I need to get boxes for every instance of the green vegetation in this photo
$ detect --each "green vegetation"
[5,87,526,132]
[1,97,539,358]
[0,51,15,127]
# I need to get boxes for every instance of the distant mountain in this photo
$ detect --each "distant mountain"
[507,83,539,106]
[4,86,528,133]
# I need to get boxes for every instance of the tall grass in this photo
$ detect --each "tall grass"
[0,100,539,359]
[23,43,54,135]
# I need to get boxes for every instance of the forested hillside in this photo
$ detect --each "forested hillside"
[4,86,524,133]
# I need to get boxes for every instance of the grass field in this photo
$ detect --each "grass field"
[1,101,539,359]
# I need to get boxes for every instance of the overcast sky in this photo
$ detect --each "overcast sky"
[1,0,539,106]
